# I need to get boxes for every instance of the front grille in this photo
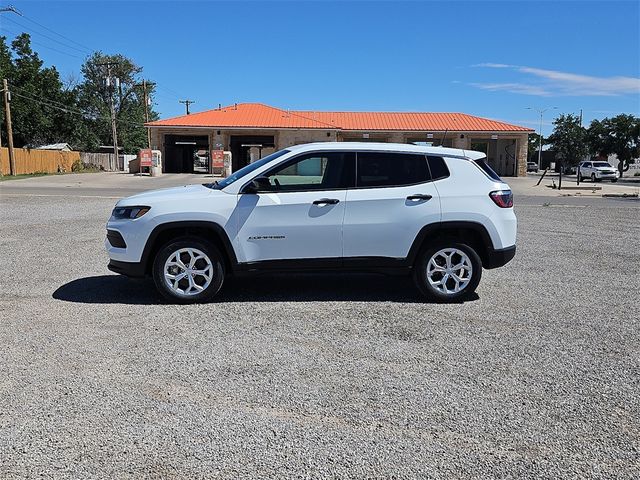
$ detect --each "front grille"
[106,229,126,248]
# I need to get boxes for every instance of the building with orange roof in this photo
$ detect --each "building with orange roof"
[146,103,533,176]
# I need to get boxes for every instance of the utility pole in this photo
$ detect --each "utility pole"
[99,62,120,167]
[142,80,156,148]
[526,106,558,171]
[1,6,20,173]
[179,99,195,115]
[3,79,16,176]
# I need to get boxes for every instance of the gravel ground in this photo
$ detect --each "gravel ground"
[0,190,639,478]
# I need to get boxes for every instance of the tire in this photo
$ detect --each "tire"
[612,179,618,183]
[413,239,482,302]
[152,236,225,303]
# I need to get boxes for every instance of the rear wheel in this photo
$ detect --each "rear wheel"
[152,237,225,303]
[413,240,482,302]
[612,178,618,183]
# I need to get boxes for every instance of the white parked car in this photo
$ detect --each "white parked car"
[106,143,517,303]
[577,161,619,182]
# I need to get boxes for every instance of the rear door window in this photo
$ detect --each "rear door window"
[356,152,430,188]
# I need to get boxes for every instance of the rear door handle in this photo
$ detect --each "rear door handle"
[406,194,432,201]
[313,198,340,205]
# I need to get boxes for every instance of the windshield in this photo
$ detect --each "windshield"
[593,162,612,168]
[204,149,290,189]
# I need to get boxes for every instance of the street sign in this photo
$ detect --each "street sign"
[211,150,224,169]
[140,149,153,167]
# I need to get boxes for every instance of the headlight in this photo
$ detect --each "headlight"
[111,206,150,220]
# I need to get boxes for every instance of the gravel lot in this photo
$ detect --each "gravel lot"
[1,178,639,478]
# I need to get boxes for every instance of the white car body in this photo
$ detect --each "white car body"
[578,161,619,181]
[106,142,517,301]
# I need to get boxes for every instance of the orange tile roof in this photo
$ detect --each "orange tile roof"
[147,102,533,132]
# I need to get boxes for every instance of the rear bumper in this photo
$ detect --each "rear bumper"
[484,245,516,269]
[108,259,146,278]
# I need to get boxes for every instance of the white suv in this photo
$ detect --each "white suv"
[577,161,619,182]
[106,143,517,303]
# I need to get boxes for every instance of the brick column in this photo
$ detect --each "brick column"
[516,134,528,176]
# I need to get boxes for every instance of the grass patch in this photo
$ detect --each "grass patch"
[0,172,51,181]
[0,168,102,181]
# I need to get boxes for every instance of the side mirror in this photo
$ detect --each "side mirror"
[242,176,271,194]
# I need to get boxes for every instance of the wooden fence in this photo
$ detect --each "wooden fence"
[80,152,123,172]
[0,147,80,175]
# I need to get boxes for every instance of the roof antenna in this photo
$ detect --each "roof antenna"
[440,129,448,146]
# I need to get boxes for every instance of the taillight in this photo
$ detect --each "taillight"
[489,190,513,208]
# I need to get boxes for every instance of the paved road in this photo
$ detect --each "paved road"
[1,174,639,478]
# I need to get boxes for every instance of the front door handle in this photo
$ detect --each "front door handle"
[313,198,340,205]
[406,194,432,201]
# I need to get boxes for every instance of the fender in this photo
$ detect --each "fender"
[140,220,238,274]
[406,221,495,265]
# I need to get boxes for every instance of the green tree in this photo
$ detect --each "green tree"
[587,114,640,177]
[528,132,545,159]
[547,114,588,171]
[0,34,83,148]
[76,52,158,153]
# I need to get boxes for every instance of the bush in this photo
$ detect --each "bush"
[70,160,100,173]
[71,159,85,172]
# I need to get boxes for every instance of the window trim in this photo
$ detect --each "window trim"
[239,149,455,193]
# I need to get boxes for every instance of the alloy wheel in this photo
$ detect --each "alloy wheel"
[426,248,473,295]
[163,247,214,297]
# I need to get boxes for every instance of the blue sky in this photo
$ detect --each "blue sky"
[1,0,639,135]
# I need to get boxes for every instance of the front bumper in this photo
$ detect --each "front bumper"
[484,245,516,269]
[108,259,146,278]
[596,171,618,179]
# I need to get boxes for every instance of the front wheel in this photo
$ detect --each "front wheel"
[152,237,225,303]
[612,178,618,183]
[413,240,482,302]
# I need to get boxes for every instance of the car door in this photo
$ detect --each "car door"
[343,151,441,259]
[234,151,355,264]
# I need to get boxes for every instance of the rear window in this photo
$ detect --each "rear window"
[474,157,502,181]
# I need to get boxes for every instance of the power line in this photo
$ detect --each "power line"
[2,15,92,55]
[16,10,95,53]
[2,10,189,115]
[156,83,185,100]
[11,88,147,128]
[0,26,84,59]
